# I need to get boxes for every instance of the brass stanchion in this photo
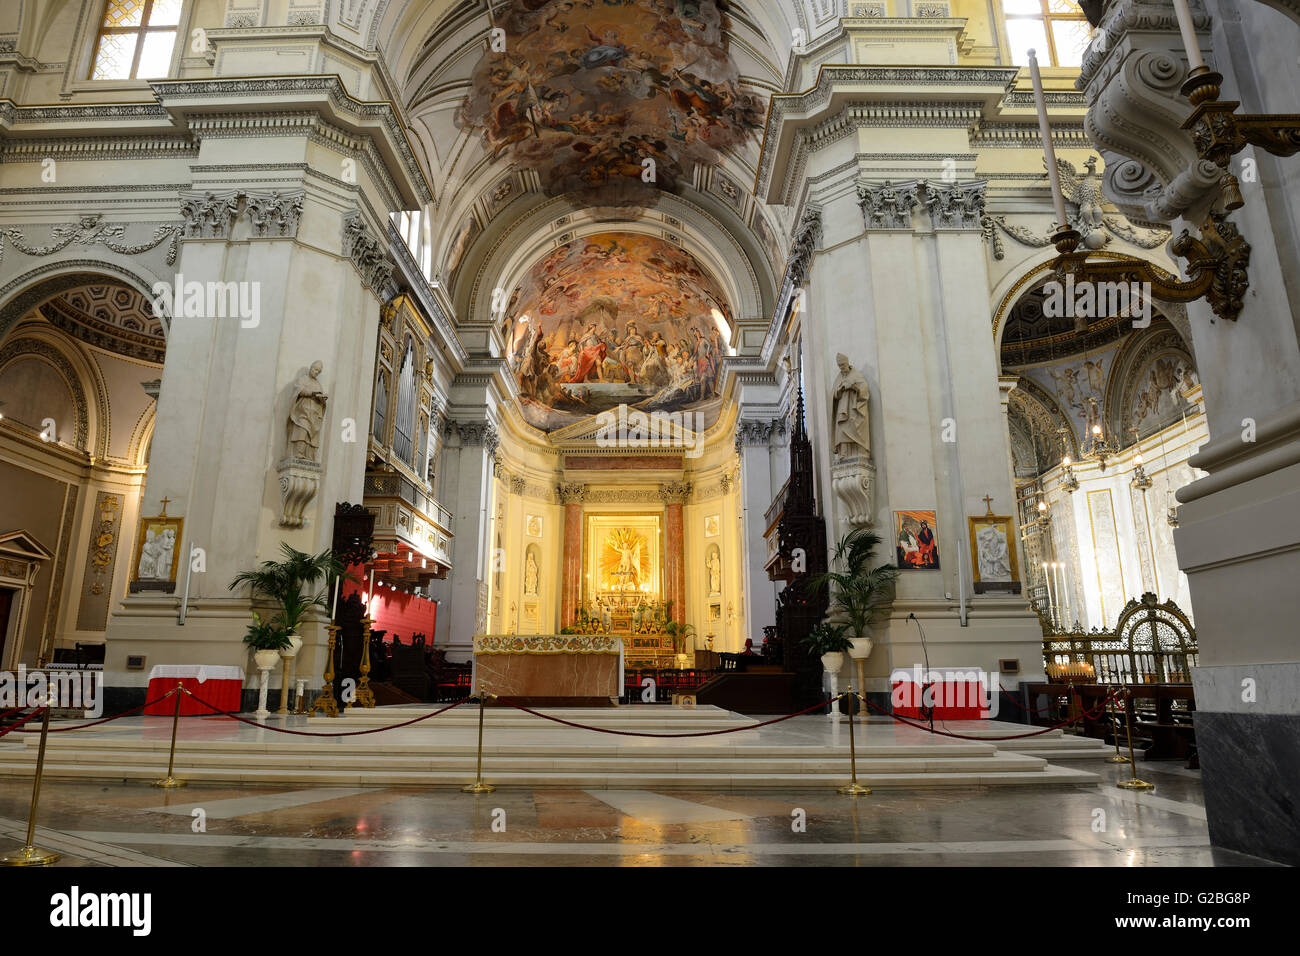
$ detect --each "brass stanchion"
[837,687,870,796]
[0,697,61,866]
[355,615,376,709]
[462,685,496,794]
[1106,685,1131,764]
[309,624,340,717]
[1116,686,1154,791]
[152,683,187,789]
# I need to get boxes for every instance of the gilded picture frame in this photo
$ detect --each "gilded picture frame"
[131,515,184,585]
[968,515,1019,585]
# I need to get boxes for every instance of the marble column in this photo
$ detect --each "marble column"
[660,482,690,623]
[736,420,778,642]
[558,483,586,626]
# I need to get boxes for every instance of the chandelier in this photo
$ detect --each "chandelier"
[1057,426,1080,493]
[1080,397,1116,471]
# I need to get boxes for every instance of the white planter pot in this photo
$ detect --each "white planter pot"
[282,634,303,658]
[253,649,280,670]
[820,651,845,674]
[847,636,873,660]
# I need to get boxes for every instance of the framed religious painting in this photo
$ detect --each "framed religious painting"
[129,512,184,592]
[968,515,1021,594]
[894,510,940,570]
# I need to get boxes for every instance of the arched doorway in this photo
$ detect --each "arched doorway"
[0,275,167,666]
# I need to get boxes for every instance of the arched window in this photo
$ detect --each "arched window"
[1004,0,1092,68]
[393,337,417,465]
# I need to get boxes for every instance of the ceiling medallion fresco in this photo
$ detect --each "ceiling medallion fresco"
[506,232,731,432]
[456,0,764,209]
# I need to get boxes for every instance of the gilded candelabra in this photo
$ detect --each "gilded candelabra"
[355,615,376,708]
[308,624,340,717]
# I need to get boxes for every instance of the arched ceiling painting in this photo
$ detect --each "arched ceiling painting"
[506,232,731,432]
[456,0,765,209]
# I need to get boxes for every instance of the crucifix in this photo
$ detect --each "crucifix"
[159,496,172,516]
[982,494,995,516]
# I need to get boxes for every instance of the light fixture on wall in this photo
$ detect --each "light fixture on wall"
[1057,425,1080,493]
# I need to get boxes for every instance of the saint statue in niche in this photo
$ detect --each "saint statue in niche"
[831,353,871,460]
[286,361,328,461]
[707,549,722,595]
[524,551,539,596]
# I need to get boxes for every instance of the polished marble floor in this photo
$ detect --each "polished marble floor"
[0,759,1274,866]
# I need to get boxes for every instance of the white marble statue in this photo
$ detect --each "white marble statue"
[707,549,721,595]
[524,551,539,595]
[286,361,328,461]
[831,353,871,460]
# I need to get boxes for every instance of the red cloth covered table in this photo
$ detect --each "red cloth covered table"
[143,665,244,716]
[891,666,991,720]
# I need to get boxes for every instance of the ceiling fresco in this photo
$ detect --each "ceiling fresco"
[456,0,765,209]
[505,232,731,432]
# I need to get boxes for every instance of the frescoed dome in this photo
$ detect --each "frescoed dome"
[504,233,732,432]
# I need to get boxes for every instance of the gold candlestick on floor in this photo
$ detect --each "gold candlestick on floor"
[0,696,61,866]
[355,615,376,709]
[1116,686,1155,791]
[309,624,341,717]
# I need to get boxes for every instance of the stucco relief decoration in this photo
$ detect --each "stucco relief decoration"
[455,0,764,209]
[980,157,1170,259]
[830,354,875,530]
[0,214,180,266]
[505,233,731,432]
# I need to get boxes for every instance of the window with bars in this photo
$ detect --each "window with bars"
[90,0,182,80]
[1003,0,1094,68]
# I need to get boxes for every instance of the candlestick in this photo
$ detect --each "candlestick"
[1171,0,1206,72]
[1027,49,1071,232]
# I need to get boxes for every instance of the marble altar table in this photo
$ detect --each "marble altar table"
[472,634,623,706]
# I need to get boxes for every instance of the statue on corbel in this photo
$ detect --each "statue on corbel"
[829,353,875,532]
[277,361,327,528]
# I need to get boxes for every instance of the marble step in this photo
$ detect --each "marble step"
[0,746,1049,775]
[0,759,1098,789]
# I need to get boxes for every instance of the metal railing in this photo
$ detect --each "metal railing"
[1040,592,1197,684]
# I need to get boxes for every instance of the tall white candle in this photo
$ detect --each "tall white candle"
[331,576,339,620]
[1027,50,1071,232]
[1042,562,1055,626]
[1171,0,1206,72]
[1054,564,1066,628]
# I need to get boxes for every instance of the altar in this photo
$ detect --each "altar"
[472,634,623,706]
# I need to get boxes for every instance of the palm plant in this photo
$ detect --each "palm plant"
[664,619,697,654]
[810,528,900,640]
[229,543,344,636]
[801,620,852,656]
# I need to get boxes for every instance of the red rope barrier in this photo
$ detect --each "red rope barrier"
[998,684,1058,716]
[498,695,840,738]
[10,688,184,733]
[860,692,1118,741]
[0,706,47,737]
[179,688,469,737]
